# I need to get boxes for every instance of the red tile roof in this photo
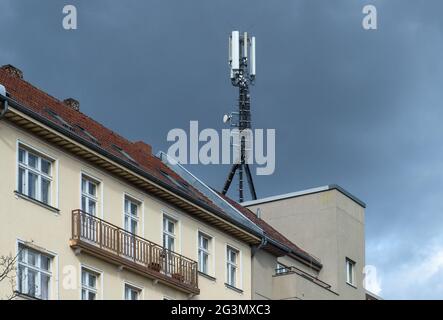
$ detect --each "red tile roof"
[0,65,321,268]
[0,65,215,209]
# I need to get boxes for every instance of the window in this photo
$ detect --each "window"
[80,176,100,243]
[163,216,177,273]
[124,196,139,235]
[17,244,52,300]
[346,258,356,286]
[81,175,98,215]
[124,284,141,300]
[17,146,53,205]
[226,246,238,287]
[74,125,100,145]
[81,268,98,300]
[276,263,288,275]
[45,108,73,130]
[159,169,189,193]
[163,216,176,252]
[123,196,140,258]
[112,144,137,165]
[198,232,211,275]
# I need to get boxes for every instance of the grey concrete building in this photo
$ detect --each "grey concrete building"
[243,185,366,300]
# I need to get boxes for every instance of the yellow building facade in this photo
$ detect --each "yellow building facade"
[0,65,256,300]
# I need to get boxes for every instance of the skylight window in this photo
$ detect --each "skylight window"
[159,169,189,192]
[45,108,73,131]
[112,144,137,165]
[74,125,100,145]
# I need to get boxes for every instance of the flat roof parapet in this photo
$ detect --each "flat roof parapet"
[242,184,366,208]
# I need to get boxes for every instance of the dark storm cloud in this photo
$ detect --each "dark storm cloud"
[1,0,443,298]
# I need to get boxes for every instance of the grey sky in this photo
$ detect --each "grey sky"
[2,0,443,299]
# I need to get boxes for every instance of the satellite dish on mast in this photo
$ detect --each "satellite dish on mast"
[223,114,232,123]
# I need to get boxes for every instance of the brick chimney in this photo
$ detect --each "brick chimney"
[133,141,152,156]
[1,64,23,79]
[63,98,80,111]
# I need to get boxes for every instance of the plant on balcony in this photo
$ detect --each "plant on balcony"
[148,262,161,272]
[172,272,185,282]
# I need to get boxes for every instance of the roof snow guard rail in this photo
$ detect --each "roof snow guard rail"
[157,151,264,235]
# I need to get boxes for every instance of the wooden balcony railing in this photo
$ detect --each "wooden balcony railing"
[70,209,199,294]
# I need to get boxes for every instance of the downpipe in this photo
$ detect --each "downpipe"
[251,236,268,257]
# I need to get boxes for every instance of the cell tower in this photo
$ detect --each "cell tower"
[222,31,257,203]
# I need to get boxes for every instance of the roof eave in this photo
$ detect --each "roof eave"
[0,93,262,244]
[264,237,322,271]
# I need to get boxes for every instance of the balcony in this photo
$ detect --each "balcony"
[272,266,337,299]
[70,210,199,295]
[275,266,332,290]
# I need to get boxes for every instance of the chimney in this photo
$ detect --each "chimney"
[133,141,152,156]
[63,98,80,111]
[1,64,23,79]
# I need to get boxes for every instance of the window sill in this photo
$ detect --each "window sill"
[198,271,216,282]
[14,191,60,213]
[346,282,357,289]
[14,291,41,300]
[224,283,243,294]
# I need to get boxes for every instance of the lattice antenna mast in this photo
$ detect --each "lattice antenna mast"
[222,31,257,203]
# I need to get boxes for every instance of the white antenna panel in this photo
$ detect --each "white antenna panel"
[231,31,240,70]
[243,32,248,58]
[250,36,256,76]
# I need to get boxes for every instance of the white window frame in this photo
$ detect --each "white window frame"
[80,266,101,300]
[80,173,100,216]
[80,171,103,219]
[197,231,212,276]
[123,195,140,235]
[121,194,143,259]
[346,258,356,286]
[161,210,181,254]
[162,214,179,274]
[124,282,142,300]
[226,245,240,288]
[163,215,177,252]
[17,244,53,300]
[17,144,55,206]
